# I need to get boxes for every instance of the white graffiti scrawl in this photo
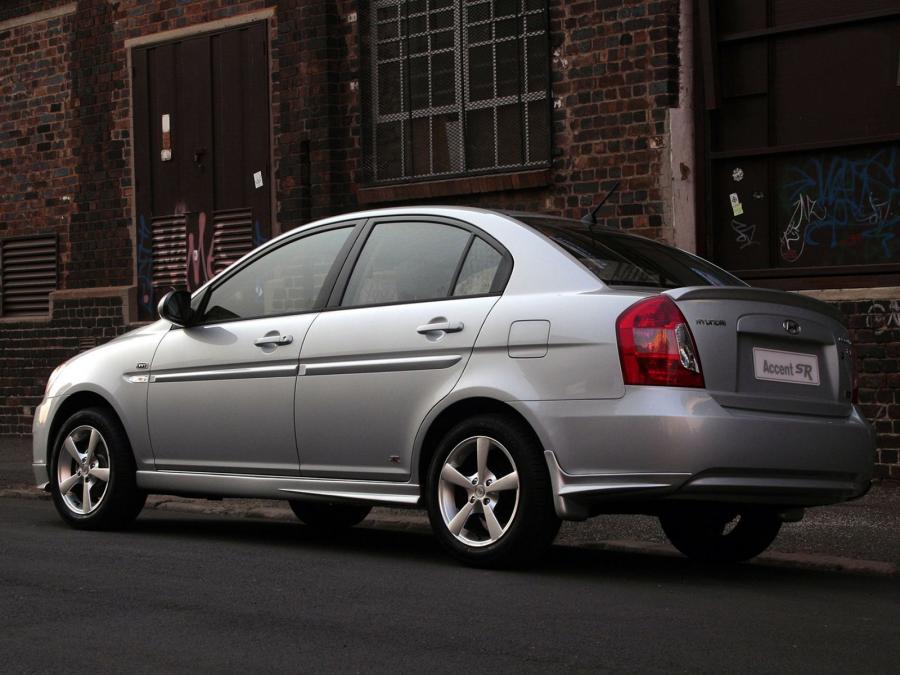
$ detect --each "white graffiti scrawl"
[866,300,900,336]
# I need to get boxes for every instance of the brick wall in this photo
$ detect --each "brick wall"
[0,7,75,273]
[0,294,129,435]
[837,299,900,479]
[0,0,896,478]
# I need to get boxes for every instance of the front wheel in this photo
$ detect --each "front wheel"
[659,505,782,562]
[49,407,146,530]
[426,415,560,568]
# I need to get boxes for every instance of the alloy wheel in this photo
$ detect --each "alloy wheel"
[56,425,111,515]
[437,435,520,547]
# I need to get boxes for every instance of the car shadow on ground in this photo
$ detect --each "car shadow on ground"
[115,510,894,591]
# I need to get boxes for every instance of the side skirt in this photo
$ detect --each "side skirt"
[136,470,421,506]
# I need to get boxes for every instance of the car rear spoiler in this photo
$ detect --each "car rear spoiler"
[664,286,845,324]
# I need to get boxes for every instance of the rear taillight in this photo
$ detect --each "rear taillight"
[616,295,705,388]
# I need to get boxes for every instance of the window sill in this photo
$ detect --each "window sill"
[357,168,551,205]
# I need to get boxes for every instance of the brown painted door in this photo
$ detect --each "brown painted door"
[133,21,272,319]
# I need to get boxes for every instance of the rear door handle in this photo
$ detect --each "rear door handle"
[417,320,464,334]
[254,334,293,347]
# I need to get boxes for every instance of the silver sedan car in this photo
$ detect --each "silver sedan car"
[33,207,874,567]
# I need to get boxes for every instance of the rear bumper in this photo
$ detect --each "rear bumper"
[512,387,875,520]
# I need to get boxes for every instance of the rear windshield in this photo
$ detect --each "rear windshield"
[518,217,745,289]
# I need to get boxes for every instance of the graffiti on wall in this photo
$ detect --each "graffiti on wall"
[778,146,898,265]
[866,300,900,336]
[137,214,154,317]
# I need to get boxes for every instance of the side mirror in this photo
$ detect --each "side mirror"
[157,290,195,327]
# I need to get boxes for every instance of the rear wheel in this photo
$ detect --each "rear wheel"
[49,407,146,530]
[426,414,560,568]
[288,500,371,530]
[659,505,782,562]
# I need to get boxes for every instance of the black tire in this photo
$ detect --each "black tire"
[425,414,560,568]
[659,505,782,563]
[49,407,146,530]
[288,500,371,530]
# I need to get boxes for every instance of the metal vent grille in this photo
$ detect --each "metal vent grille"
[150,214,187,289]
[211,209,254,274]
[364,0,550,183]
[0,235,57,317]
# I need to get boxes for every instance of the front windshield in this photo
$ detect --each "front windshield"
[517,217,745,289]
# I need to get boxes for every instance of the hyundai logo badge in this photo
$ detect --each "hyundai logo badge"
[783,319,801,335]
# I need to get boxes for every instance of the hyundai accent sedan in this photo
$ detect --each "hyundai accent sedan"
[33,207,875,567]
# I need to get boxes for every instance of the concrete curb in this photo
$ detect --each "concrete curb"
[2,488,895,577]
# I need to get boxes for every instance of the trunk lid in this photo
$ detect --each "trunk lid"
[666,287,854,417]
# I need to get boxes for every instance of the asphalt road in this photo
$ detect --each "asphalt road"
[1,499,898,674]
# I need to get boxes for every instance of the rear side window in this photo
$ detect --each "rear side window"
[342,222,471,307]
[519,217,744,288]
[453,238,504,296]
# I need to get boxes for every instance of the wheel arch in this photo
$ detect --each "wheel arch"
[415,395,547,489]
[45,390,131,466]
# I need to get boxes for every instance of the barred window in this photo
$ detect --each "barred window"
[364,0,550,184]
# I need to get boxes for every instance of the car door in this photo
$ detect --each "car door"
[147,222,359,475]
[295,216,512,481]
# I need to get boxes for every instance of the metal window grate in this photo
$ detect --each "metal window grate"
[0,235,58,317]
[365,0,550,183]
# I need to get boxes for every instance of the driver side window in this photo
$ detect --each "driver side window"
[198,226,353,323]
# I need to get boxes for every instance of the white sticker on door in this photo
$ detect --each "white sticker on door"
[253,171,263,189]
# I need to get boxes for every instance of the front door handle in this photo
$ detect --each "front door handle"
[417,320,464,335]
[254,334,293,347]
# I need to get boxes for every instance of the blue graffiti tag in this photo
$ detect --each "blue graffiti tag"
[253,220,268,249]
[779,147,899,263]
[137,214,154,317]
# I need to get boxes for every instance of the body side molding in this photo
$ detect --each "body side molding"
[136,470,421,505]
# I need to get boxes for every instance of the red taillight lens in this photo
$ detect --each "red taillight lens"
[616,295,705,388]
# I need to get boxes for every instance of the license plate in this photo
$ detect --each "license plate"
[752,347,820,386]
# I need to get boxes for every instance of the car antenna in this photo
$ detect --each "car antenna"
[581,181,621,227]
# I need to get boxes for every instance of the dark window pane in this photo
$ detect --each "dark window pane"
[379,40,401,60]
[467,23,491,43]
[411,117,430,175]
[376,5,398,22]
[496,17,517,39]
[453,238,503,296]
[431,51,456,106]
[493,0,517,18]
[376,121,406,180]
[342,222,471,306]
[526,11,545,32]
[496,40,519,97]
[432,29,454,50]
[377,21,399,40]
[408,14,427,34]
[468,44,494,100]
[408,34,429,54]
[465,108,494,169]
[378,61,404,115]
[525,34,548,92]
[430,8,454,30]
[497,104,523,165]
[409,55,429,110]
[202,227,353,322]
[467,1,492,23]
[527,99,550,162]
